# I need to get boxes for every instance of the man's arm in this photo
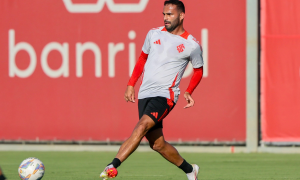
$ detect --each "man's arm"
[184,67,203,108]
[124,51,148,103]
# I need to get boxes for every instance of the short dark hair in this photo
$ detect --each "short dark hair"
[164,0,185,13]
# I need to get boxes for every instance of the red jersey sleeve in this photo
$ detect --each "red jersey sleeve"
[127,51,148,86]
[185,67,203,94]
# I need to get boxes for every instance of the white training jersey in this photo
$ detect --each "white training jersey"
[138,26,203,103]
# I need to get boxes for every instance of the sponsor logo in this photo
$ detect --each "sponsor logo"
[62,0,149,13]
[177,44,185,53]
[154,39,161,45]
[8,29,137,78]
[151,112,158,119]
[8,28,208,78]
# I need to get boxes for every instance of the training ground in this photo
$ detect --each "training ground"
[1,146,300,180]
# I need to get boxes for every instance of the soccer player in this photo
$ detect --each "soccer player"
[100,0,203,179]
[0,167,7,180]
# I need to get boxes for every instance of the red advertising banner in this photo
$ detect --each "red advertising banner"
[261,0,300,142]
[0,0,246,142]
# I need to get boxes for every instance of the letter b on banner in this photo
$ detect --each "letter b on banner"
[9,30,37,78]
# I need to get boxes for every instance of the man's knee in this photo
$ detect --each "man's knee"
[134,116,155,135]
[134,123,148,137]
[150,140,166,152]
[134,122,152,138]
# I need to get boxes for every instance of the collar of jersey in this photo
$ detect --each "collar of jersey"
[161,27,190,39]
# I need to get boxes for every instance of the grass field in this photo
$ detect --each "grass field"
[1,151,300,180]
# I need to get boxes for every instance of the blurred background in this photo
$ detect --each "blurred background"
[0,0,299,151]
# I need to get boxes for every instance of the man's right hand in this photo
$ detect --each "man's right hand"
[124,86,135,103]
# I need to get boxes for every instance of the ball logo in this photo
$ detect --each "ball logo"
[62,0,149,13]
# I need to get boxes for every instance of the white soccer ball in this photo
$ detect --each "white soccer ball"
[18,157,45,180]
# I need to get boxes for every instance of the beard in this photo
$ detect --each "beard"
[165,16,181,32]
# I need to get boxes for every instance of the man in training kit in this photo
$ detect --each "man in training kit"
[100,0,203,179]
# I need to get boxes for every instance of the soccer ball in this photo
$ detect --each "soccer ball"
[18,157,45,180]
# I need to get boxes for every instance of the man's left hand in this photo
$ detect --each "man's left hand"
[183,92,195,109]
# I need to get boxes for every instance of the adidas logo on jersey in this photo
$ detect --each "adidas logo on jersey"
[177,44,185,53]
[151,112,158,118]
[154,39,161,45]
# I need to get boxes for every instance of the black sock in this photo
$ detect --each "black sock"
[178,159,193,173]
[107,158,122,168]
[0,174,6,180]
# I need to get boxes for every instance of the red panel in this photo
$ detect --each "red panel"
[0,0,246,141]
[261,0,300,142]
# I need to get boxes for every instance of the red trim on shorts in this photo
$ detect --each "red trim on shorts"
[169,73,179,101]
[158,109,168,122]
[167,98,174,111]
[158,98,174,122]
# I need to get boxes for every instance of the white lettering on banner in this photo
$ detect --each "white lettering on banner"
[9,30,37,78]
[128,30,136,76]
[62,0,149,13]
[202,29,209,78]
[76,42,102,77]
[41,42,69,78]
[183,28,209,78]
[129,43,136,76]
[8,29,208,78]
[108,43,125,77]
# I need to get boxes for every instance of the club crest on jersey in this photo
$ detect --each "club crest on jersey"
[177,44,185,53]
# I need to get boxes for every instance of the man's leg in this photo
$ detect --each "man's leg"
[145,128,199,180]
[114,115,155,162]
[101,114,155,177]
[100,115,155,179]
[146,128,183,166]
[145,128,193,170]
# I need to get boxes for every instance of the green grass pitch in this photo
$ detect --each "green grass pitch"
[1,151,300,180]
